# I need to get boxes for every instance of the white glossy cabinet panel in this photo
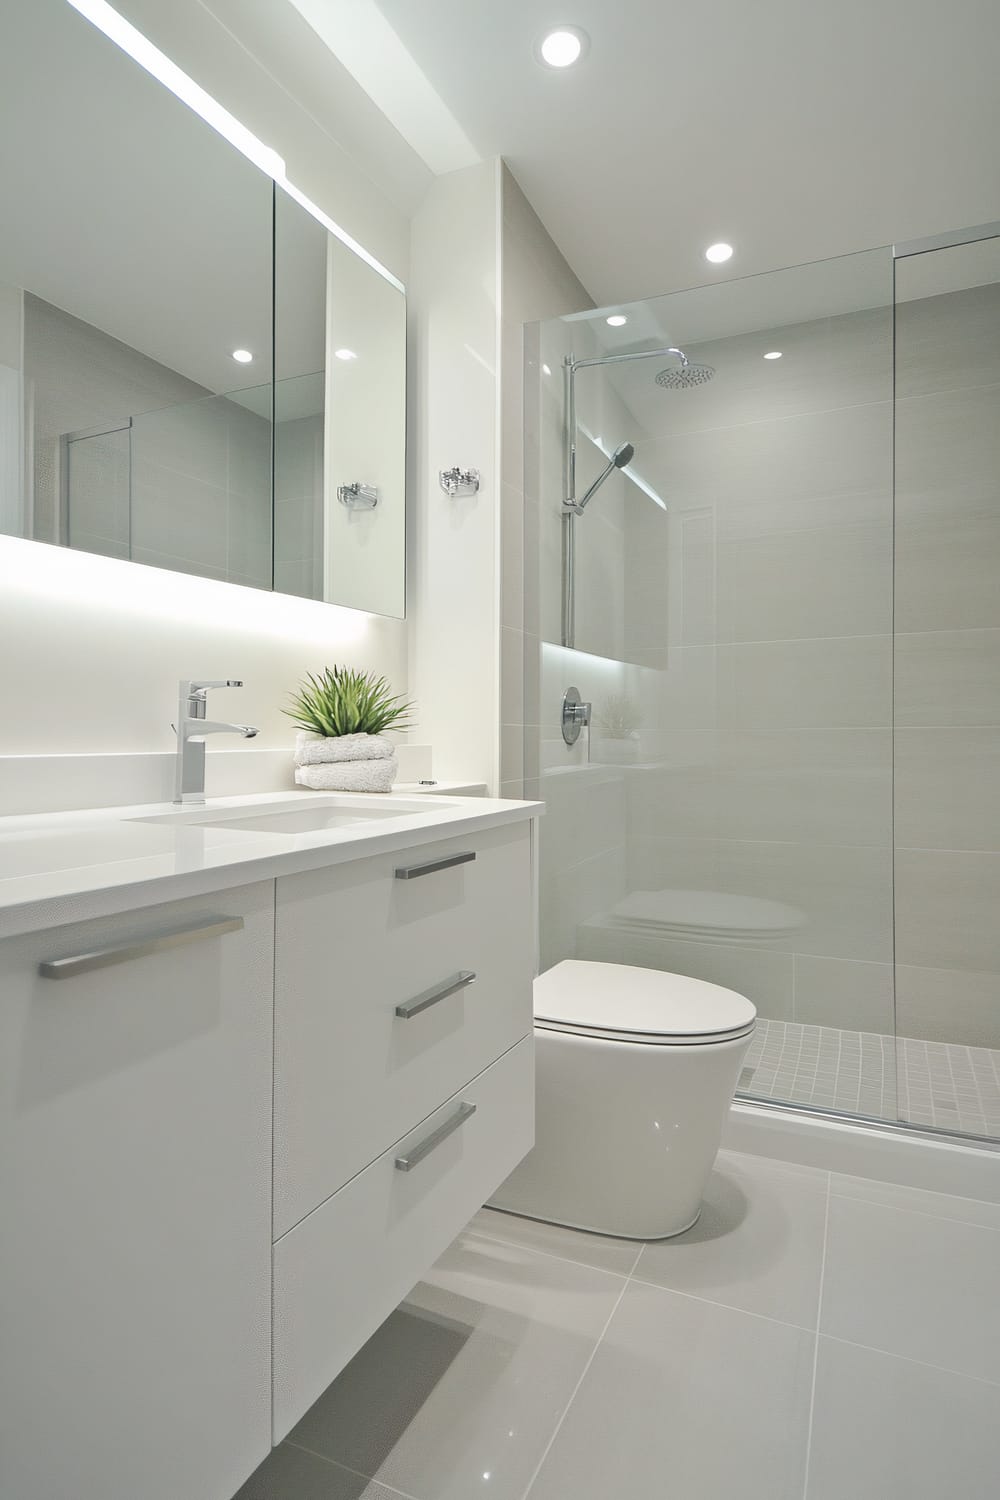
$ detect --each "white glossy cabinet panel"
[274,822,533,1235]
[272,1036,534,1440]
[0,882,274,1500]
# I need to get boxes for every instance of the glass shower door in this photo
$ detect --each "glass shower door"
[528,247,900,1125]
[892,227,1000,1138]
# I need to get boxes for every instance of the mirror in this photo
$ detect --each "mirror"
[0,0,406,618]
[0,0,274,583]
[274,189,407,617]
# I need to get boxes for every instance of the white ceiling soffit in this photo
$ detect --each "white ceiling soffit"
[196,0,434,217]
[286,0,480,175]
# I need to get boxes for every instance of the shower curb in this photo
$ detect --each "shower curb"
[724,1100,1000,1204]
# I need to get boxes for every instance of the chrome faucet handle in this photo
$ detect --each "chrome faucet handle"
[184,678,243,699]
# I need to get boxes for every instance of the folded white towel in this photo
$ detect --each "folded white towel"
[295,755,398,793]
[295,731,396,767]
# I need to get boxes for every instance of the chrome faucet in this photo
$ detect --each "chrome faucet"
[173,679,258,805]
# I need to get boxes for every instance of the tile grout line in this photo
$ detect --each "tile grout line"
[517,1273,633,1500]
[818,1331,1000,1391]
[623,1273,823,1335]
[283,1440,421,1500]
[801,1172,832,1500]
[827,1186,1000,1234]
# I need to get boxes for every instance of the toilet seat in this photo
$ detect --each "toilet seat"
[534,959,756,1046]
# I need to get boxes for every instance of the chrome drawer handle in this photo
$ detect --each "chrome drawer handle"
[38,914,244,980]
[395,971,477,1019]
[394,1101,477,1172]
[394,850,476,880]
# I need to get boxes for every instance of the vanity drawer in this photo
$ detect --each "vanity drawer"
[0,883,274,1500]
[273,821,533,1235]
[272,1036,533,1440]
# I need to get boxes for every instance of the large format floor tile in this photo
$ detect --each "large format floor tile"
[468,1205,642,1277]
[231,1148,1000,1500]
[821,1187,1000,1382]
[830,1172,1000,1230]
[286,1232,625,1500]
[235,1443,414,1500]
[526,1280,814,1500]
[806,1337,1000,1500]
[633,1150,828,1328]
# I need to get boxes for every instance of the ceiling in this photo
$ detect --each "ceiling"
[295,0,1000,305]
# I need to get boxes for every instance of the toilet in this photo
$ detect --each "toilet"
[491,960,756,1240]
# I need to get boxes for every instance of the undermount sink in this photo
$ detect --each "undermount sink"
[133,795,452,837]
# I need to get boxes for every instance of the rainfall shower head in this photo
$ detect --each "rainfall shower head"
[655,357,715,389]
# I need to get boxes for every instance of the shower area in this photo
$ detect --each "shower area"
[521,224,1000,1142]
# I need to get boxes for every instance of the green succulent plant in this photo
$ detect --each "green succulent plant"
[285,666,415,739]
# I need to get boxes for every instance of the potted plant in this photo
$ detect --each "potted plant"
[594,694,641,764]
[285,666,414,792]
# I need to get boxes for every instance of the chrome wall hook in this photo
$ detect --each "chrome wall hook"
[338,482,379,510]
[439,466,480,497]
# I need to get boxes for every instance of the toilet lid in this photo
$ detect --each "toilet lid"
[534,960,757,1045]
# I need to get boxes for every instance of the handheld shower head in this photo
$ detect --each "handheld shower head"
[571,441,635,513]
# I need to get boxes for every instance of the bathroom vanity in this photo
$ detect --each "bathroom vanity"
[0,792,537,1500]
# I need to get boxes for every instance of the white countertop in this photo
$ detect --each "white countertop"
[0,790,541,939]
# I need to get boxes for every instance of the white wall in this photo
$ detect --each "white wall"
[0,536,405,755]
[407,160,503,790]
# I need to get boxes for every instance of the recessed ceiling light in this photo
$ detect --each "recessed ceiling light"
[542,363,552,375]
[231,348,253,363]
[537,27,588,68]
[763,350,783,360]
[606,315,627,327]
[334,348,358,361]
[705,242,734,264]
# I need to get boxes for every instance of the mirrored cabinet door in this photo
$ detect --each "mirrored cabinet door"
[0,0,407,618]
[275,188,406,618]
[0,0,274,587]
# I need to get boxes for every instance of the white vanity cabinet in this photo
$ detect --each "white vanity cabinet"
[0,881,275,1500]
[271,820,535,1437]
[0,795,538,1499]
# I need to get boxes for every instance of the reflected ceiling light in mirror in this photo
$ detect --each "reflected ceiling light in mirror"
[231,349,253,364]
[606,315,627,327]
[65,0,285,180]
[65,0,405,295]
[763,350,783,359]
[542,364,552,375]
[705,242,734,263]
[537,27,589,68]
[334,348,358,361]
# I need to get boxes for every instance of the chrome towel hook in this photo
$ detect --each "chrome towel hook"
[439,467,480,497]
